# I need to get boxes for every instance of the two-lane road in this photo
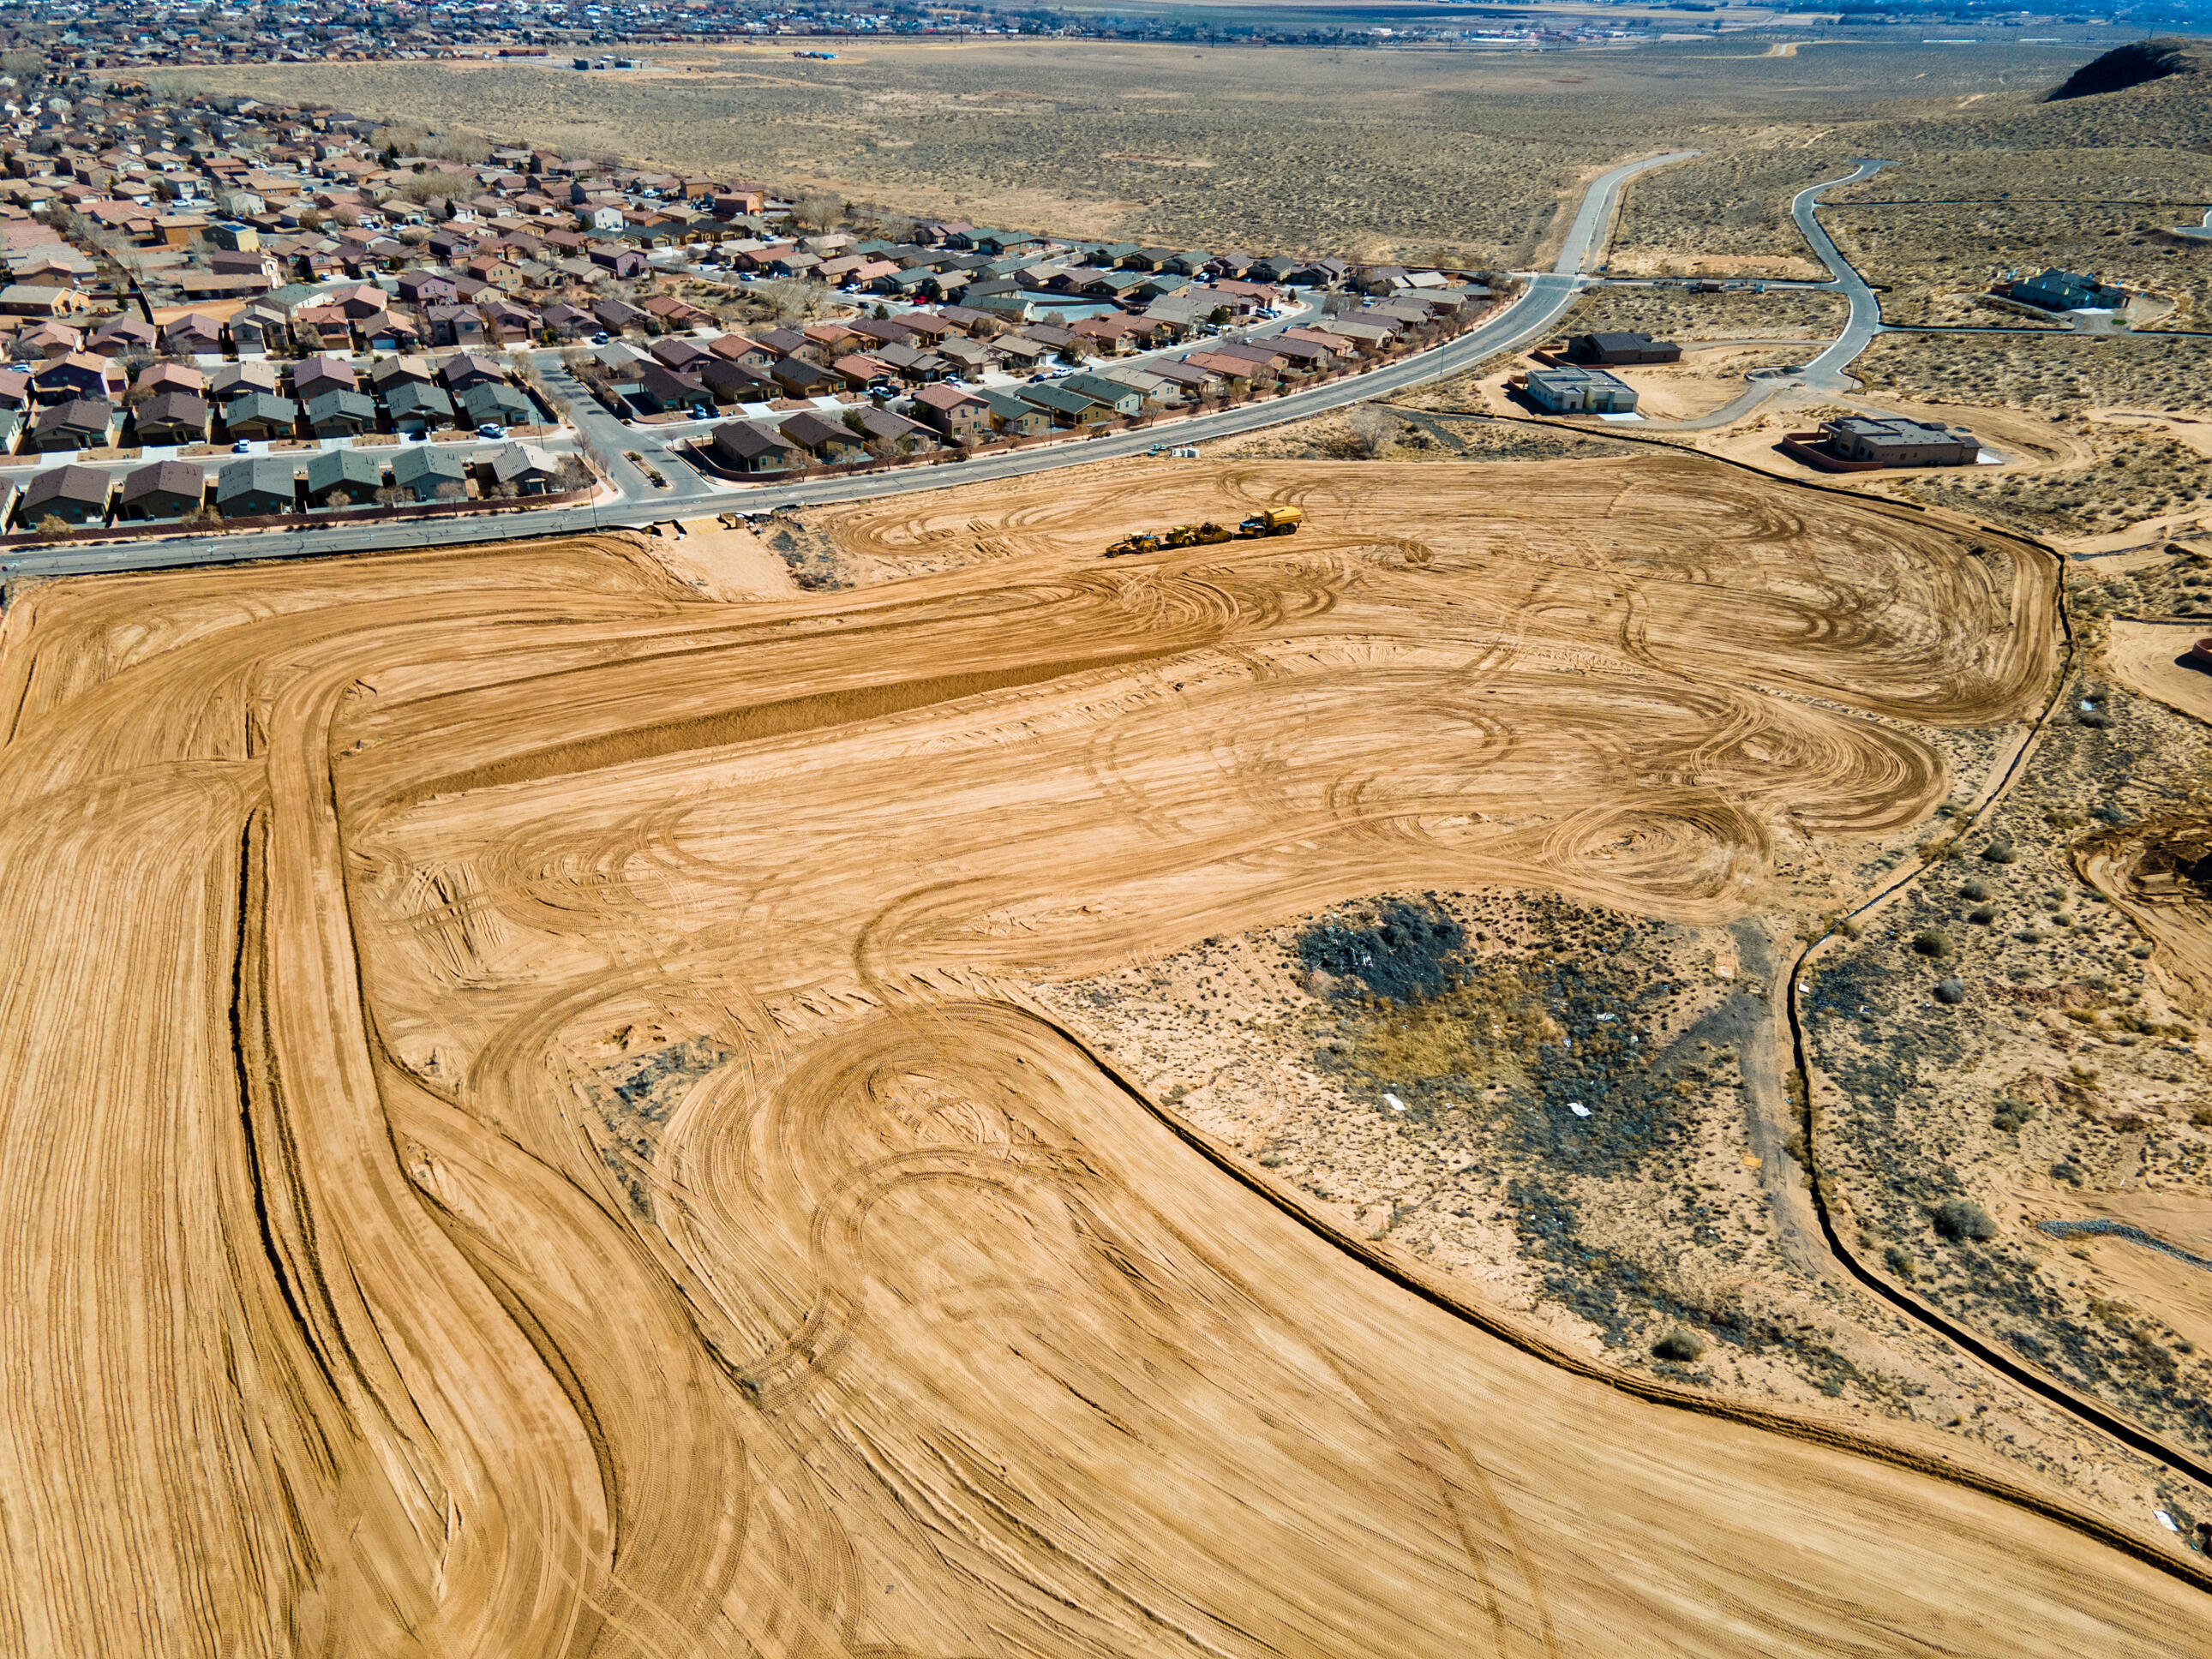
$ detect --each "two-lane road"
[3,150,1697,581]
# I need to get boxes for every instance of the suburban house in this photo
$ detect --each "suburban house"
[222,392,300,440]
[459,380,533,428]
[1523,363,1639,415]
[160,313,225,356]
[483,441,564,494]
[134,389,212,446]
[978,389,1052,435]
[1017,382,1117,427]
[21,463,112,524]
[391,445,471,502]
[216,456,298,517]
[914,382,992,440]
[779,410,867,464]
[118,459,207,521]
[303,387,378,437]
[303,447,386,508]
[33,398,121,451]
[706,419,799,473]
[1059,374,1144,417]
[386,381,457,431]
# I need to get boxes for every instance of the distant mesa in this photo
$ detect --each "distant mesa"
[2044,37,2203,101]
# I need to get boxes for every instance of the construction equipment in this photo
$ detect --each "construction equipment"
[1104,530,1163,558]
[1236,506,1304,538]
[1162,522,1234,548]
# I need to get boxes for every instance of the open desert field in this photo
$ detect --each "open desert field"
[6,445,2212,1655]
[160,36,2132,266]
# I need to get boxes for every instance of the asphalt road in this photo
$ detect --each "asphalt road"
[1787,159,1890,392]
[3,150,1695,582]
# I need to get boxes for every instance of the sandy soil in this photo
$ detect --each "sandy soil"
[2104,620,2212,725]
[2,458,2206,1656]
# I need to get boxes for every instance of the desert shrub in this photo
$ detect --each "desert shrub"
[1982,841,2017,864]
[1884,1244,1917,1279]
[1652,1330,1704,1363]
[1933,978,1966,1005]
[1913,928,1952,958]
[1961,879,1990,901]
[1297,899,1466,1003]
[1933,1198,1997,1243]
[1968,905,1996,925]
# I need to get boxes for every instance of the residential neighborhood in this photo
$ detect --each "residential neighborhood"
[0,73,1502,534]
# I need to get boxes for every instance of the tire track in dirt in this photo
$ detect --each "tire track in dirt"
[2,461,2203,1656]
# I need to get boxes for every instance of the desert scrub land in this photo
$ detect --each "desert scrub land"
[1822,188,2212,330]
[1897,429,2209,542]
[166,39,2113,266]
[1604,144,1853,279]
[1550,284,1851,343]
[1855,332,2212,416]
[1804,651,2212,1475]
[1213,403,1636,463]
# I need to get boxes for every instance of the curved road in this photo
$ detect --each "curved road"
[5,151,1696,582]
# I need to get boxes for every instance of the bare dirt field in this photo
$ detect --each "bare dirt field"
[9,446,2212,1653]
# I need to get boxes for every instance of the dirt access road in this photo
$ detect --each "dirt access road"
[0,451,2203,1656]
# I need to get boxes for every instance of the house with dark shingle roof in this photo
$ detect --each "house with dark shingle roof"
[118,459,207,520]
[21,462,112,524]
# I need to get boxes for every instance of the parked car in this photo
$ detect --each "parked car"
[475,423,506,440]
[231,439,252,452]
[591,332,609,345]
[691,403,714,421]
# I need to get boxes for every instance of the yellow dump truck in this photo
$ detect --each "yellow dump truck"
[1236,506,1304,538]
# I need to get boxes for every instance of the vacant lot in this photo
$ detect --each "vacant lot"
[1855,331,2212,416]
[166,38,2113,264]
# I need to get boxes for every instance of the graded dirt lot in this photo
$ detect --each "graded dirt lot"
[7,450,2212,1654]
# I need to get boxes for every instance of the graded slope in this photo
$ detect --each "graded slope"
[0,455,2201,1656]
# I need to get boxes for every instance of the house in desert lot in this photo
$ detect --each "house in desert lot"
[391,444,471,503]
[222,392,301,440]
[303,388,379,439]
[1564,331,1681,366]
[459,380,533,428]
[33,398,121,451]
[216,457,299,518]
[134,389,212,446]
[707,419,799,474]
[592,297,650,336]
[385,381,456,433]
[303,447,387,509]
[423,304,487,348]
[778,410,867,464]
[1818,416,1980,467]
[541,302,593,340]
[482,440,564,494]
[20,462,112,524]
[2009,268,2126,313]
[117,459,207,520]
[1522,363,1638,415]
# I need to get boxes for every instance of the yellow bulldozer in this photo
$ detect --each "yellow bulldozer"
[1106,507,1300,556]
